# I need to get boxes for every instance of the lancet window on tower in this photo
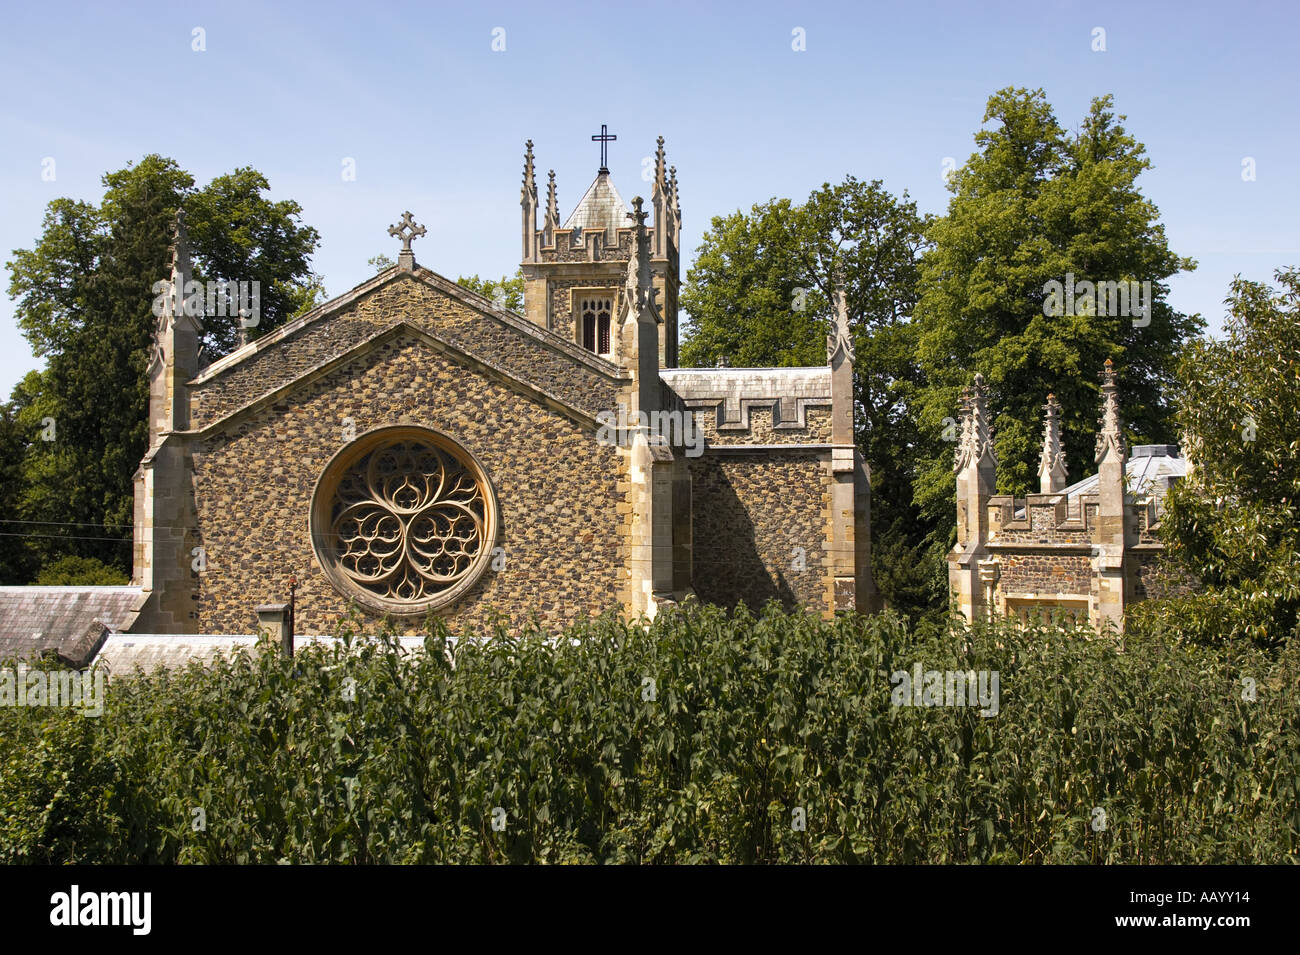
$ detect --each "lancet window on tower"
[579,295,613,356]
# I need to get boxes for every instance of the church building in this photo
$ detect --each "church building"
[113,133,877,644]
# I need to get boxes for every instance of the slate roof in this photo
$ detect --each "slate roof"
[0,586,145,667]
[563,172,630,239]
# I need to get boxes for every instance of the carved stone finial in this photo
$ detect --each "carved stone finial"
[545,170,559,230]
[1096,359,1126,464]
[654,135,666,188]
[1038,392,1067,492]
[955,375,995,473]
[626,195,650,229]
[388,211,426,269]
[621,197,658,323]
[827,267,854,365]
[668,165,680,216]
[156,205,197,338]
[522,140,535,194]
[952,388,972,475]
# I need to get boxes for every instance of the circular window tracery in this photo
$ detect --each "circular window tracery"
[311,426,497,615]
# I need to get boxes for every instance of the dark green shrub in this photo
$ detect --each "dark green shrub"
[0,604,1295,863]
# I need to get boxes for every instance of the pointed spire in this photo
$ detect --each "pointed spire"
[668,165,680,221]
[521,139,536,199]
[521,139,538,262]
[1038,393,1068,493]
[652,137,668,258]
[955,373,996,473]
[545,170,559,232]
[827,264,854,365]
[158,206,197,339]
[170,207,190,282]
[1095,359,1126,464]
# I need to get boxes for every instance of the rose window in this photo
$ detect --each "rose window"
[311,426,497,615]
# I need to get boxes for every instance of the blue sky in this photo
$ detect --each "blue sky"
[1,0,1296,395]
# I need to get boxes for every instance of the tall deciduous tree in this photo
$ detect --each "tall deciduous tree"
[910,89,1201,545]
[679,176,937,616]
[4,155,322,578]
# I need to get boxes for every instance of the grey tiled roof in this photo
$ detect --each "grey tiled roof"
[0,586,145,667]
[563,172,629,239]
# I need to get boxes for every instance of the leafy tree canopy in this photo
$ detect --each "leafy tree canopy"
[457,271,524,312]
[910,89,1201,543]
[1134,268,1300,647]
[3,155,322,577]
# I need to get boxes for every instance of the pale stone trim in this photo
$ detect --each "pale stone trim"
[660,367,833,431]
[701,443,841,453]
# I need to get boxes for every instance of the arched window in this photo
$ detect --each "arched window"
[579,295,613,356]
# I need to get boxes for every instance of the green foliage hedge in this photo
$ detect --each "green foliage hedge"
[2,604,1296,863]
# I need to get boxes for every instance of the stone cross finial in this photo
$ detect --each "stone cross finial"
[388,211,426,270]
[1095,359,1126,464]
[1038,392,1068,493]
[625,195,650,229]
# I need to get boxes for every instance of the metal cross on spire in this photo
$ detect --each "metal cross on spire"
[591,124,616,174]
[387,211,426,270]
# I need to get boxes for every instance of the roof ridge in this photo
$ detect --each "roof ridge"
[189,264,623,387]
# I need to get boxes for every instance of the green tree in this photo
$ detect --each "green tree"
[5,155,322,575]
[1133,268,1300,647]
[910,89,1201,545]
[184,166,323,353]
[678,176,937,617]
[35,555,128,586]
[0,383,40,583]
[457,271,524,312]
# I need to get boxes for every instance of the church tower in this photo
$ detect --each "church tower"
[519,129,679,367]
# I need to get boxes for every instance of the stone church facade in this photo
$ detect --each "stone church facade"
[130,136,878,637]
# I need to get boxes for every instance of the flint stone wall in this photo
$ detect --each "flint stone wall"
[190,332,624,634]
